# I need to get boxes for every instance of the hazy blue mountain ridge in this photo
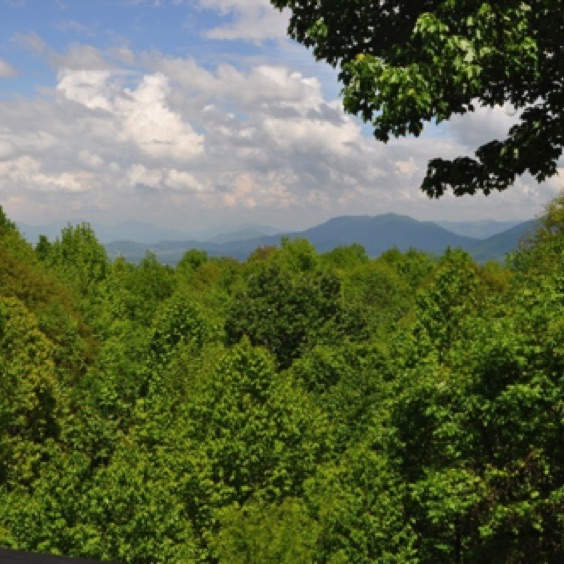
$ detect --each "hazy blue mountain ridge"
[468,220,537,262]
[297,213,477,254]
[435,219,525,239]
[104,214,536,265]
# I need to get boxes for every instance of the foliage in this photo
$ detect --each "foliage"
[38,223,108,299]
[271,0,564,197]
[1,195,563,561]
[184,339,331,504]
[211,497,320,563]
[225,238,366,369]
[304,443,418,563]
[0,297,63,487]
[0,211,91,383]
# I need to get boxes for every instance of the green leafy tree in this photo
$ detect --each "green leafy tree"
[226,239,366,369]
[346,259,413,338]
[34,234,52,263]
[125,253,176,326]
[304,443,418,563]
[510,189,564,277]
[291,343,391,452]
[0,449,93,553]
[0,297,63,487]
[142,292,217,407]
[390,292,564,561]
[175,253,242,337]
[78,444,197,563]
[387,213,564,561]
[0,206,16,232]
[176,248,209,277]
[211,497,321,563]
[91,253,176,329]
[186,339,330,503]
[411,249,486,359]
[165,339,332,557]
[379,248,436,291]
[271,0,563,197]
[0,210,90,383]
[39,223,108,299]
[0,443,197,563]
[321,243,369,271]
[149,293,211,368]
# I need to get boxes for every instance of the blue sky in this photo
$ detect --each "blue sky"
[0,0,560,231]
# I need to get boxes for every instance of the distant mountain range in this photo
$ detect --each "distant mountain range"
[465,220,537,263]
[434,219,524,239]
[99,213,536,265]
[17,220,281,245]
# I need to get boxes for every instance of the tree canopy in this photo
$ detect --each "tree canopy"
[271,0,564,197]
[1,195,563,561]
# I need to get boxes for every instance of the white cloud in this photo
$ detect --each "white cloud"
[127,163,163,189]
[1,37,558,229]
[199,0,290,42]
[116,73,204,161]
[263,113,358,153]
[127,163,204,192]
[164,169,204,191]
[79,149,104,169]
[56,69,204,161]
[395,159,419,177]
[52,43,111,70]
[57,69,113,110]
[12,31,49,53]
[0,58,17,77]
[145,55,325,114]
[446,102,522,150]
[9,130,57,153]
[221,171,297,208]
[0,156,89,193]
[0,139,15,159]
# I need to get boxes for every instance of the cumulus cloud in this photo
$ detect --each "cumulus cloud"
[395,159,419,178]
[79,149,104,169]
[0,156,90,193]
[127,163,204,192]
[0,35,558,228]
[199,0,290,42]
[57,69,114,109]
[56,68,204,161]
[115,73,204,161]
[0,58,17,77]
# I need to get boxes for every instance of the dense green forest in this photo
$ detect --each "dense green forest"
[0,193,563,563]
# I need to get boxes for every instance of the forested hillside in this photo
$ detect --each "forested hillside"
[0,194,563,563]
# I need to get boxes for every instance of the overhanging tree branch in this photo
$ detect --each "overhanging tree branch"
[271,0,564,197]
